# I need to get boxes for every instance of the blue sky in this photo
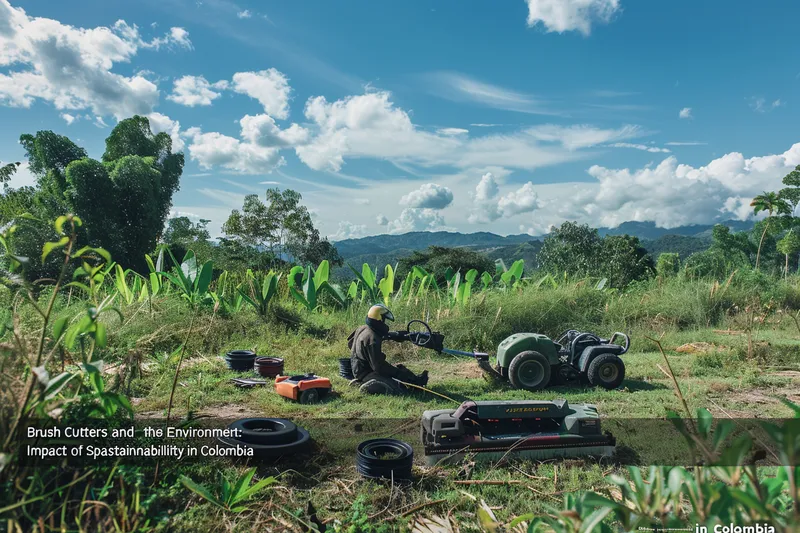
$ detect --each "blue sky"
[1,0,799,240]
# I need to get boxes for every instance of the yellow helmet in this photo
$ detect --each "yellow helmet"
[367,304,394,322]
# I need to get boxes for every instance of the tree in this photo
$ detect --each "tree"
[709,224,755,266]
[164,217,211,243]
[776,229,800,278]
[598,235,654,287]
[15,116,184,274]
[656,253,681,278]
[750,191,792,270]
[396,246,495,285]
[778,165,800,212]
[223,188,340,268]
[538,222,602,279]
[0,162,20,189]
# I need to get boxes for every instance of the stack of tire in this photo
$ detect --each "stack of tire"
[224,350,257,371]
[356,438,414,481]
[218,418,311,458]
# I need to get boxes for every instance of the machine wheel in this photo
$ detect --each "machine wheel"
[587,354,625,389]
[508,351,551,391]
[300,389,321,404]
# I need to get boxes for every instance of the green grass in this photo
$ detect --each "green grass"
[6,275,800,531]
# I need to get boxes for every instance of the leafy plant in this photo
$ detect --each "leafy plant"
[160,249,213,308]
[377,263,395,306]
[180,468,277,513]
[348,263,379,304]
[238,269,279,317]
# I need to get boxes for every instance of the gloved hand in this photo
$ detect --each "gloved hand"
[386,330,410,342]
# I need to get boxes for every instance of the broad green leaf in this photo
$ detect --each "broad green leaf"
[52,316,68,340]
[43,372,77,402]
[314,260,330,290]
[41,236,69,262]
[361,263,375,289]
[94,322,107,348]
[180,476,224,509]
[378,264,394,305]
[465,269,478,284]
[195,261,213,295]
[697,408,713,439]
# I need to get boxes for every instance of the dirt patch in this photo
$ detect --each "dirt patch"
[135,403,262,420]
[676,342,726,354]
[450,363,486,379]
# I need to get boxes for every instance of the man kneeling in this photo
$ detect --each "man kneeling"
[347,304,429,395]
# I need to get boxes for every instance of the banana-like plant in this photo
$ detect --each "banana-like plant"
[377,264,394,305]
[500,259,525,288]
[160,249,213,308]
[348,263,379,303]
[238,269,279,317]
[288,265,317,311]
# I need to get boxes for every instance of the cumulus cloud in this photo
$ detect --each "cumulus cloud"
[0,0,191,119]
[582,142,800,228]
[331,221,368,240]
[376,214,389,226]
[167,75,228,106]
[525,0,621,36]
[237,10,252,19]
[469,173,541,223]
[399,183,454,209]
[679,107,693,119]
[294,89,642,173]
[388,208,447,234]
[184,126,284,174]
[231,69,291,119]
[148,112,184,151]
[60,112,77,125]
[239,114,309,148]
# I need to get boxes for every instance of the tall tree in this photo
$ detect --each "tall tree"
[776,229,800,278]
[538,221,603,279]
[750,191,791,270]
[223,188,340,268]
[778,165,800,212]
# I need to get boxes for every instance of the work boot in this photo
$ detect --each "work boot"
[417,370,429,386]
[359,378,400,395]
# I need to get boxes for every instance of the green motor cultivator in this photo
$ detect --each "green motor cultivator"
[421,399,616,465]
[403,321,630,392]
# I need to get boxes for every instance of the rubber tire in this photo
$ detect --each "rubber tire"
[300,389,321,404]
[229,418,298,445]
[586,353,625,389]
[356,438,414,480]
[226,350,256,358]
[217,427,311,459]
[508,351,551,391]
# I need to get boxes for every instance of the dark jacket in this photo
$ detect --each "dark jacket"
[348,324,398,381]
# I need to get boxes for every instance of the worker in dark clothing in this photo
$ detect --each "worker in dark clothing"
[348,304,429,395]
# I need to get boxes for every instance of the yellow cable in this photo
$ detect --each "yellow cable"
[392,379,461,405]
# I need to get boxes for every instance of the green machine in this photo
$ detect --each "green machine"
[404,321,630,392]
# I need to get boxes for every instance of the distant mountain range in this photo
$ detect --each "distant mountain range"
[332,220,754,273]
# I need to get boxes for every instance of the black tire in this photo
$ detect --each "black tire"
[226,350,256,358]
[300,389,321,404]
[356,438,414,480]
[224,355,256,371]
[586,353,625,389]
[229,418,298,445]
[217,426,311,459]
[508,351,551,391]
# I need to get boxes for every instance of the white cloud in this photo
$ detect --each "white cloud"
[666,141,707,146]
[376,214,389,226]
[60,112,76,125]
[749,97,783,113]
[354,198,370,205]
[185,127,284,174]
[427,72,556,115]
[331,221,368,240]
[679,107,693,119]
[231,69,291,119]
[469,173,540,223]
[239,113,309,147]
[437,127,469,136]
[167,75,227,106]
[525,0,621,36]
[0,0,191,119]
[294,89,643,173]
[609,142,670,153]
[388,208,447,234]
[399,183,454,209]
[148,111,184,151]
[583,142,800,228]
[237,10,252,19]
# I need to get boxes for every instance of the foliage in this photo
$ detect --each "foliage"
[777,229,800,276]
[396,246,495,286]
[0,161,20,188]
[750,191,792,270]
[238,269,279,317]
[180,468,277,513]
[600,234,655,287]
[778,165,800,210]
[160,249,213,308]
[655,253,680,278]
[223,188,341,268]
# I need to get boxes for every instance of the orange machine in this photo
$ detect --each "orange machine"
[275,374,332,404]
